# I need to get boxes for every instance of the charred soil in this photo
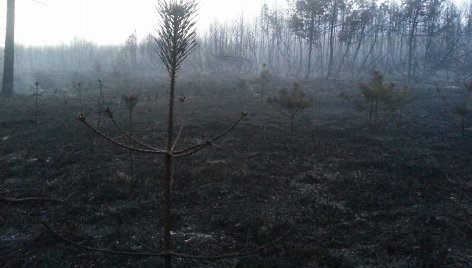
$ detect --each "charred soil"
[1,77,471,267]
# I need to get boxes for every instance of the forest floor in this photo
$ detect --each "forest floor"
[0,76,471,267]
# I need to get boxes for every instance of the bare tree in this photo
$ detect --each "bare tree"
[125,31,138,67]
[289,0,326,79]
[325,0,344,77]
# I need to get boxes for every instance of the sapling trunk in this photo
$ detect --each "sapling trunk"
[163,65,177,268]
[122,93,138,189]
[290,113,294,131]
[96,79,104,128]
[461,115,465,137]
[128,107,135,184]
[78,83,83,114]
[34,82,39,127]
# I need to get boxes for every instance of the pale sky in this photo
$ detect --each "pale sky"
[0,0,288,46]
[0,0,469,47]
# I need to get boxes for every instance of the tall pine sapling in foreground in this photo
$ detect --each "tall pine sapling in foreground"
[58,1,290,267]
[341,70,411,133]
[268,82,314,130]
[154,2,200,265]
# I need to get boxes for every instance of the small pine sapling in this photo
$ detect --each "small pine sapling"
[122,94,139,184]
[268,82,314,130]
[453,81,472,136]
[76,82,83,114]
[256,63,271,100]
[236,76,248,99]
[341,70,411,133]
[96,79,105,128]
[34,81,40,127]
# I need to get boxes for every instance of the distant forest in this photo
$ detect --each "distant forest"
[2,0,472,91]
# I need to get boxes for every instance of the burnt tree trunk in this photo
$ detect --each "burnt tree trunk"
[2,0,15,97]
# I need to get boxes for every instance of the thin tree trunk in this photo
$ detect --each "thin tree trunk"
[408,15,418,81]
[327,6,337,77]
[327,22,335,77]
[337,42,351,74]
[305,14,315,79]
[408,30,415,80]
[351,25,366,77]
[2,0,15,96]
[128,109,135,185]
[298,37,303,73]
[307,40,313,79]
[290,114,294,131]
[163,58,177,268]
[360,31,378,74]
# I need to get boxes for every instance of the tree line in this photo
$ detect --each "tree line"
[197,0,472,81]
[2,0,472,93]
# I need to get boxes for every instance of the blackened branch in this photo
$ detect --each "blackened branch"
[171,227,292,260]
[0,196,64,203]
[43,220,291,260]
[43,221,167,257]
[107,112,159,151]
[172,123,185,151]
[173,111,247,158]
[77,114,167,155]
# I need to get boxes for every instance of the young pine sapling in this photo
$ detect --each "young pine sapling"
[77,82,83,114]
[268,82,314,130]
[34,81,40,126]
[341,70,411,133]
[122,94,139,184]
[96,79,105,128]
[256,63,271,100]
[453,81,472,136]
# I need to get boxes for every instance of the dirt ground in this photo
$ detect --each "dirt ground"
[1,76,471,267]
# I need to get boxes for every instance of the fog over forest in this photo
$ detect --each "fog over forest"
[1,0,472,93]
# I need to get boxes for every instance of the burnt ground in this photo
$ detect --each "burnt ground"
[0,77,471,267]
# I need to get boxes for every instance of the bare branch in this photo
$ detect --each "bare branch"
[0,196,64,203]
[43,221,167,257]
[170,227,293,260]
[76,114,167,155]
[172,123,184,151]
[107,112,159,151]
[174,112,248,158]
[43,220,292,260]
